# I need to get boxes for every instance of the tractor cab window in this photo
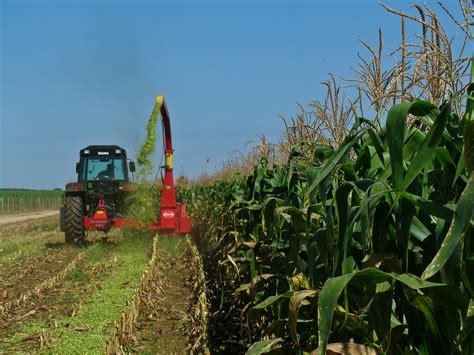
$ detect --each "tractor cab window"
[82,157,126,181]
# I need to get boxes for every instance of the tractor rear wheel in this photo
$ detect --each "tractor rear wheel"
[64,196,85,244]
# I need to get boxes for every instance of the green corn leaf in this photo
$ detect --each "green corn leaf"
[335,182,355,256]
[458,299,474,350]
[398,191,454,221]
[307,128,369,196]
[408,292,440,335]
[249,274,278,301]
[399,194,416,269]
[386,102,411,188]
[274,206,302,224]
[410,216,432,242]
[424,284,469,310]
[246,338,284,355]
[391,273,443,288]
[422,175,474,280]
[465,120,474,175]
[313,144,334,164]
[403,102,451,189]
[452,83,474,186]
[262,197,281,236]
[403,127,426,160]
[453,146,467,187]
[368,128,387,164]
[464,82,474,122]
[318,268,446,354]
[340,163,358,181]
[341,182,388,272]
[434,147,455,169]
[386,101,439,189]
[318,272,354,354]
[249,291,293,312]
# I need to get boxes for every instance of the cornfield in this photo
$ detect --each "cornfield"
[184,81,473,354]
[0,196,63,214]
[180,2,473,353]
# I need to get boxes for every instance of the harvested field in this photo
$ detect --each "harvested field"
[0,217,205,353]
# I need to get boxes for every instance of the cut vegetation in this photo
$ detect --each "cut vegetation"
[0,218,201,353]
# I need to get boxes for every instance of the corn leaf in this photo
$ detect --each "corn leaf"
[318,268,446,354]
[402,102,451,189]
[386,101,439,189]
[307,128,369,196]
[422,175,474,280]
[288,289,318,345]
[246,338,283,355]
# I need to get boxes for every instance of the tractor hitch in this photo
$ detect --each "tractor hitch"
[84,198,113,232]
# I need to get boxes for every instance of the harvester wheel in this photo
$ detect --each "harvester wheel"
[64,196,85,244]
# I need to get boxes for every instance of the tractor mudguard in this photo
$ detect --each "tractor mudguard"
[66,182,85,193]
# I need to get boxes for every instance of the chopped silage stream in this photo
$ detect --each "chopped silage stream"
[0,217,208,353]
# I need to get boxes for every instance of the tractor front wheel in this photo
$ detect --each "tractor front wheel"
[64,196,85,244]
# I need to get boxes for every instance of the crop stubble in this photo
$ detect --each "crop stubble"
[0,217,205,353]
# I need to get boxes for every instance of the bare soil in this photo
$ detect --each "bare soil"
[131,242,193,353]
[0,246,79,304]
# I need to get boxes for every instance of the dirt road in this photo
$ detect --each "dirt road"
[0,210,59,225]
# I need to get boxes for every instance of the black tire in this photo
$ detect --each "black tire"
[59,207,65,231]
[64,196,85,244]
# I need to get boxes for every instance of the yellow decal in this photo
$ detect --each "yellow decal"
[165,153,173,169]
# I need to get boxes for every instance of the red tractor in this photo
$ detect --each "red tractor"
[60,96,191,244]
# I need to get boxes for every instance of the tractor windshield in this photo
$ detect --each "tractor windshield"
[82,156,126,181]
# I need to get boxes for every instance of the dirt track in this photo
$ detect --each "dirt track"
[0,210,59,225]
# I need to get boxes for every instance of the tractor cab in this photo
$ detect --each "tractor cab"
[77,145,135,182]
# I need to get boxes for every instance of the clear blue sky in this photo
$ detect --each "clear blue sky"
[0,0,463,189]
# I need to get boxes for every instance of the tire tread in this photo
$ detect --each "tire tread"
[64,196,84,244]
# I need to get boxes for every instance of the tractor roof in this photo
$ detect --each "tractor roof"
[80,145,127,156]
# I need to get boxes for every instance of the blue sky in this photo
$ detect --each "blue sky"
[0,0,464,189]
